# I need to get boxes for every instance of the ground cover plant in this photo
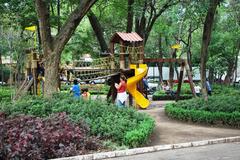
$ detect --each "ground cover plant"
[0,93,155,149]
[0,86,12,102]
[0,112,99,159]
[212,84,240,96]
[165,90,240,128]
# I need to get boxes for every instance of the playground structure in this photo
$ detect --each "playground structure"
[143,58,197,100]
[14,32,196,108]
[14,49,44,100]
[108,32,150,108]
[65,32,150,108]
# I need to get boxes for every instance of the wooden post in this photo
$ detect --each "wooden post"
[32,52,38,95]
[139,44,144,64]
[169,62,174,88]
[128,69,135,107]
[109,42,115,70]
[175,62,184,101]
[185,60,196,97]
[120,41,125,69]
[26,53,32,79]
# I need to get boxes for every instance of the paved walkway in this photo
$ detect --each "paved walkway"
[109,142,240,160]
[140,101,240,146]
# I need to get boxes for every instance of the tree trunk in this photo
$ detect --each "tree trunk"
[224,61,235,84]
[35,0,97,97]
[126,0,134,33]
[233,40,240,82]
[187,24,193,72]
[0,52,3,83]
[88,10,108,53]
[57,0,61,32]
[226,41,240,84]
[169,62,174,88]
[37,23,42,52]
[169,50,177,88]
[44,51,61,96]
[157,33,163,84]
[200,0,219,100]
[135,0,180,45]
[208,67,214,84]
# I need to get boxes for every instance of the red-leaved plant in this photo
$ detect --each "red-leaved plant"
[0,112,99,159]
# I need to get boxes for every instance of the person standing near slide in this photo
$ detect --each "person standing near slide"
[115,75,128,107]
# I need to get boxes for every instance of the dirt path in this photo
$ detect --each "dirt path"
[140,101,240,146]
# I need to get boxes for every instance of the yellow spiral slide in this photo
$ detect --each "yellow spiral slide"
[127,64,150,108]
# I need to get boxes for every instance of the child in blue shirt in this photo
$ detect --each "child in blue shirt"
[70,79,81,98]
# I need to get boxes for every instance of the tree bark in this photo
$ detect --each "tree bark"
[157,33,163,84]
[88,10,108,53]
[126,0,134,33]
[226,40,240,84]
[224,60,235,84]
[169,49,177,88]
[35,0,97,97]
[187,23,193,72]
[0,51,3,83]
[208,67,214,84]
[233,40,240,82]
[57,0,61,32]
[200,0,219,100]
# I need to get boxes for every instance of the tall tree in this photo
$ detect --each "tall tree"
[57,0,61,32]
[200,0,220,100]
[35,0,97,97]
[135,0,180,44]
[126,0,134,32]
[88,10,108,53]
[157,33,163,83]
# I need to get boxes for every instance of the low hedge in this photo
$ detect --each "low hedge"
[153,83,193,101]
[165,98,240,128]
[169,95,240,113]
[152,95,192,101]
[124,119,155,147]
[1,93,155,147]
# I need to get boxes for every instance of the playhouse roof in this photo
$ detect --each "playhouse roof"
[110,32,143,43]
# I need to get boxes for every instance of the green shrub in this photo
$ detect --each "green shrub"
[165,102,240,128]
[212,84,240,96]
[0,93,155,147]
[124,118,155,147]
[164,84,240,127]
[171,95,240,113]
[0,86,12,102]
[0,64,10,82]
[172,83,192,94]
